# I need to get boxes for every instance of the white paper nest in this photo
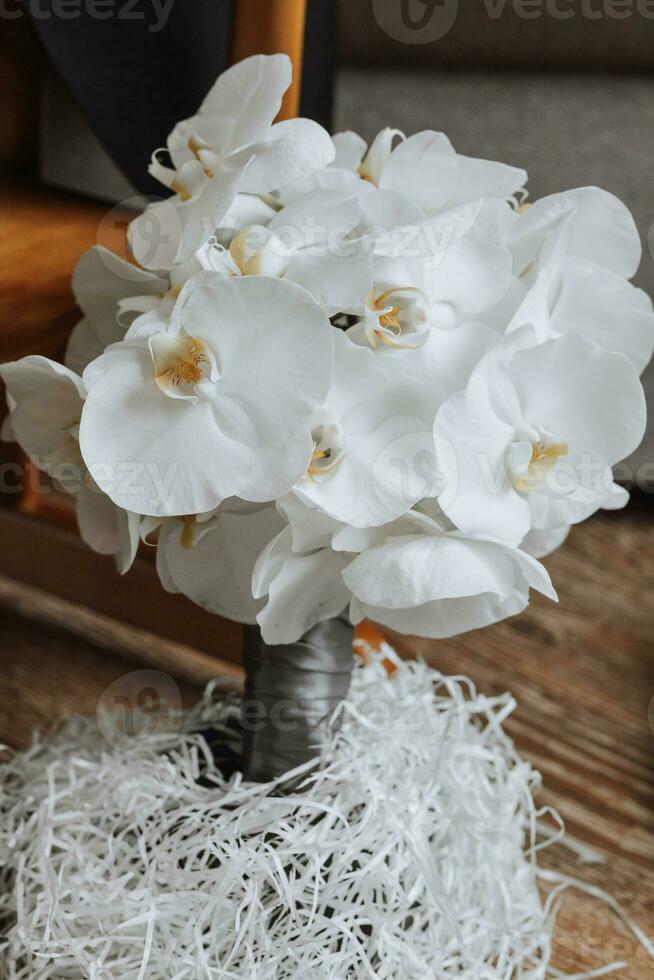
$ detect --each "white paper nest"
[0,652,564,979]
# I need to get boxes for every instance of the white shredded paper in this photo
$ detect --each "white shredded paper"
[0,651,647,978]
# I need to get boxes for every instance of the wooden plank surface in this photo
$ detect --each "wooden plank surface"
[0,502,652,975]
[0,177,129,365]
[0,509,244,664]
[0,175,132,455]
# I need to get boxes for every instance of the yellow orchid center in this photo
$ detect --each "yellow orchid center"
[150,333,217,400]
[378,307,401,328]
[358,167,378,186]
[514,440,568,493]
[188,135,214,178]
[306,423,345,481]
[175,358,203,385]
[170,177,192,202]
[374,289,405,332]
[365,286,428,350]
[178,512,219,549]
[180,515,197,550]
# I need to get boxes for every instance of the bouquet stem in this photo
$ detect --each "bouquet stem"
[241,617,354,782]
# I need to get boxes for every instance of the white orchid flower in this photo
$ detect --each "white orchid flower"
[0,356,85,476]
[271,130,380,202]
[267,187,374,311]
[65,245,170,375]
[332,128,526,214]
[355,195,514,321]
[346,244,504,351]
[504,207,654,375]
[341,505,557,640]
[350,282,432,351]
[78,274,334,517]
[253,494,556,644]
[279,158,373,204]
[433,327,646,546]
[488,186,643,337]
[197,184,374,312]
[0,355,139,573]
[293,331,445,528]
[153,499,284,624]
[509,186,642,283]
[252,495,351,644]
[201,224,289,278]
[129,54,334,270]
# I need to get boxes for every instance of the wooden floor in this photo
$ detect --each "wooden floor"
[0,501,653,977]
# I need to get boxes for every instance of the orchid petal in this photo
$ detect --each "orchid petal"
[197,54,291,151]
[240,118,335,193]
[158,501,284,623]
[379,131,458,214]
[521,525,571,559]
[180,275,333,445]
[509,332,646,464]
[434,376,531,546]
[511,187,641,279]
[256,548,351,645]
[452,155,527,208]
[129,160,248,269]
[346,532,555,638]
[284,241,373,310]
[76,481,140,574]
[330,130,367,172]
[0,356,84,476]
[554,259,654,375]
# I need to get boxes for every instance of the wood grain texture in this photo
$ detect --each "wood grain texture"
[0,177,129,365]
[0,509,244,664]
[0,504,652,975]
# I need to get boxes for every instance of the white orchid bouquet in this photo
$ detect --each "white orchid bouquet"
[3,56,653,974]
[2,53,651,652]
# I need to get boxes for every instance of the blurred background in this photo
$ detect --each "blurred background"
[0,4,653,972]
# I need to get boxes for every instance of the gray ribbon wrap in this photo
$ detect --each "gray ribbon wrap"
[242,617,355,782]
